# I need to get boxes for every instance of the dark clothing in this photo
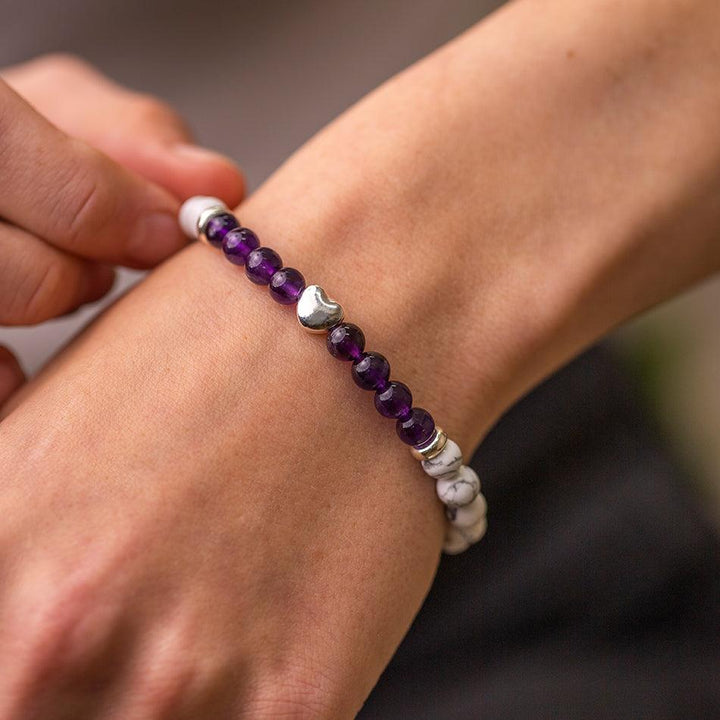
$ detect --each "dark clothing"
[361,346,720,719]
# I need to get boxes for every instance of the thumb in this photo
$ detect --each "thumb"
[3,54,244,205]
[0,346,25,412]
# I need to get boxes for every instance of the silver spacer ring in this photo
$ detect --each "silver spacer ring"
[410,426,447,461]
[197,205,232,245]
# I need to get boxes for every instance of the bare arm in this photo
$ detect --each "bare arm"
[1,1,719,717]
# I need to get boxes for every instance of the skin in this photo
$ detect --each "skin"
[0,55,244,397]
[1,0,720,717]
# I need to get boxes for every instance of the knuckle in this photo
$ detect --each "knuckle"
[130,94,190,136]
[0,80,23,140]
[14,575,113,681]
[9,261,67,325]
[134,628,198,714]
[27,52,95,80]
[137,661,195,718]
[132,612,237,718]
[57,140,119,249]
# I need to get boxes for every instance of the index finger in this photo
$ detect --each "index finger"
[0,80,185,267]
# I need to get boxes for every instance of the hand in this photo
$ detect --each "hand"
[1,1,720,718]
[0,54,244,402]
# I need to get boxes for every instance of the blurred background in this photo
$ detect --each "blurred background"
[0,0,718,717]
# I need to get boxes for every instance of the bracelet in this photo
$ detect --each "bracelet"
[179,196,487,554]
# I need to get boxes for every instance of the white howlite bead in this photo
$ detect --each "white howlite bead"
[458,516,487,545]
[435,465,480,507]
[421,439,463,478]
[443,511,487,554]
[179,196,228,239]
[460,515,487,545]
[443,525,470,555]
[446,493,487,529]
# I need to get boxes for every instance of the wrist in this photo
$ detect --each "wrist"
[226,0,720,457]
[232,190,511,453]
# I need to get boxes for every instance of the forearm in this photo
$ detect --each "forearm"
[2,1,720,716]
[238,0,720,449]
[12,0,720,446]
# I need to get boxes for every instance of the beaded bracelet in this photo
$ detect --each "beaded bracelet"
[179,196,487,554]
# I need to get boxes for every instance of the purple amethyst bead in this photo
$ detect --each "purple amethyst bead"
[374,381,412,419]
[396,407,436,446]
[222,228,260,265]
[326,323,365,361]
[352,352,390,391]
[245,247,283,285]
[205,212,239,248]
[269,268,306,305]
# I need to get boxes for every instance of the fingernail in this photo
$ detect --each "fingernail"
[129,211,186,266]
[173,143,237,167]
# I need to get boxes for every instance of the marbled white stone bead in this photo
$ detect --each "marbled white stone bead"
[443,510,487,554]
[421,438,463,478]
[442,525,471,555]
[445,493,487,528]
[460,516,487,545]
[435,465,480,507]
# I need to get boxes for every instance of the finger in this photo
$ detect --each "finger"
[0,221,115,326]
[0,79,186,267]
[0,346,25,408]
[3,55,245,206]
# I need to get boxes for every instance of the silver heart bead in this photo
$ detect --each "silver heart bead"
[297,284,344,333]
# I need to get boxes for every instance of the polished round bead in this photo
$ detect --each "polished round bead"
[443,516,487,553]
[374,381,412,419]
[179,196,227,239]
[463,515,488,544]
[445,493,487,528]
[205,212,239,248]
[436,465,480,507]
[245,247,283,285]
[222,228,260,265]
[269,268,306,305]
[396,407,435,446]
[443,525,471,555]
[351,352,390,391]
[422,439,463,478]
[326,323,365,361]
